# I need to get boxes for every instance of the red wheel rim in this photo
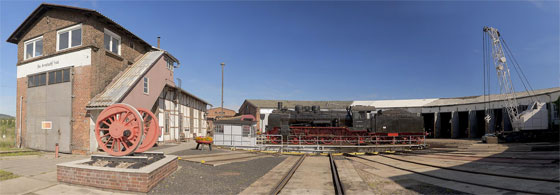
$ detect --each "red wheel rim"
[95,103,144,156]
[290,137,299,145]
[320,137,334,145]
[268,136,280,144]
[135,108,160,153]
[305,137,317,144]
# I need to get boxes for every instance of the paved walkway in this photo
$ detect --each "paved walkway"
[0,142,192,195]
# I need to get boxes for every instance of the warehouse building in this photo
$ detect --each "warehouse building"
[240,87,559,138]
[8,3,208,154]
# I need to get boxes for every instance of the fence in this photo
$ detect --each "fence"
[214,133,425,148]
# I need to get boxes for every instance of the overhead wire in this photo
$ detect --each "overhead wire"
[502,38,536,100]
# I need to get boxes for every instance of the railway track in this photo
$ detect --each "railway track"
[346,153,558,194]
[403,151,560,161]
[271,154,345,195]
[379,154,559,182]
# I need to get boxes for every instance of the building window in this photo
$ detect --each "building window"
[166,57,174,70]
[24,36,43,60]
[242,125,250,136]
[104,28,121,55]
[48,69,70,85]
[165,113,169,133]
[28,73,46,88]
[57,24,82,51]
[143,77,149,94]
[215,125,223,134]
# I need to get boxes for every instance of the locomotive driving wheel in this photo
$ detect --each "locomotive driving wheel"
[95,104,144,156]
[135,108,160,153]
[290,136,300,145]
[320,137,334,145]
[267,135,280,144]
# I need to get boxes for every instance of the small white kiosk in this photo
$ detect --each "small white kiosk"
[213,115,257,146]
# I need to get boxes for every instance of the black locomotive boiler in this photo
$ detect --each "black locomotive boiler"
[265,102,425,145]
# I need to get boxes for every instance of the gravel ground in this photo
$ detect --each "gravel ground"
[170,147,229,156]
[147,143,180,152]
[149,155,286,195]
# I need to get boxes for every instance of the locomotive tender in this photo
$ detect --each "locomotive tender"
[265,102,425,144]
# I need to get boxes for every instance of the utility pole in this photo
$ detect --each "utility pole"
[220,62,225,118]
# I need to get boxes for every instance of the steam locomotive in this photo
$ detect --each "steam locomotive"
[265,102,425,144]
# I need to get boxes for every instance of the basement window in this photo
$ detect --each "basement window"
[104,29,121,55]
[143,77,149,94]
[28,73,46,88]
[57,24,82,51]
[24,36,43,60]
[48,69,70,85]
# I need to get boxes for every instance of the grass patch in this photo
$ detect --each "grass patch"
[0,147,27,151]
[0,170,18,181]
[0,151,41,157]
[0,120,16,149]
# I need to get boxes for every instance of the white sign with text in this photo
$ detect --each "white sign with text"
[17,48,92,78]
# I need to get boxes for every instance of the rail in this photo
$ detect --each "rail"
[329,153,344,195]
[270,154,306,195]
[345,154,553,194]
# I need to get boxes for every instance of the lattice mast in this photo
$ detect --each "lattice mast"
[483,26,521,130]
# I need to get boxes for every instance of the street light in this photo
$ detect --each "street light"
[220,62,225,118]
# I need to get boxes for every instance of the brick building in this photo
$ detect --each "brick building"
[206,107,237,136]
[8,3,208,154]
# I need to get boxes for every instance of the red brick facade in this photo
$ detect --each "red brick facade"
[11,4,153,154]
[57,158,178,192]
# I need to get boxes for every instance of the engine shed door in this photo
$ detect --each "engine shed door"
[25,70,72,153]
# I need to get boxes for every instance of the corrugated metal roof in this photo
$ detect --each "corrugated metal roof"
[245,100,353,110]
[352,99,439,108]
[424,87,559,107]
[245,87,559,110]
[87,51,164,108]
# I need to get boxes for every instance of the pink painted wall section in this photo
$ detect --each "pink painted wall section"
[121,55,175,110]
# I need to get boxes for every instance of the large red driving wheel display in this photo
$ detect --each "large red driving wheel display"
[135,108,160,153]
[95,103,144,156]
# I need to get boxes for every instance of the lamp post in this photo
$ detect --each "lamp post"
[220,62,225,118]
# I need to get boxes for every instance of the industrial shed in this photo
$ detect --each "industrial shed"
[239,87,559,138]
[213,115,257,147]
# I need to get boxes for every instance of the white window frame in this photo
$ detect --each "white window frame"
[104,28,121,55]
[143,77,149,94]
[56,24,82,51]
[166,57,174,71]
[24,36,43,60]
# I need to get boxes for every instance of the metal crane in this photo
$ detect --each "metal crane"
[482,26,548,132]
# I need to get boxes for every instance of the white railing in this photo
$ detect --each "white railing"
[257,134,426,146]
[213,133,425,148]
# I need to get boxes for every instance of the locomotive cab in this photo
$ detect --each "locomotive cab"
[348,105,376,131]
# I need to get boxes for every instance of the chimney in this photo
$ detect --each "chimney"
[157,37,161,48]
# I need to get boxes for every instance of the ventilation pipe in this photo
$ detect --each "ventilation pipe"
[18,96,22,148]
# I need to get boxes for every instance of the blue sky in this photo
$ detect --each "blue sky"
[1,0,559,116]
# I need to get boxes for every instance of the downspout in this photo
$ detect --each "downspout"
[18,96,22,148]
